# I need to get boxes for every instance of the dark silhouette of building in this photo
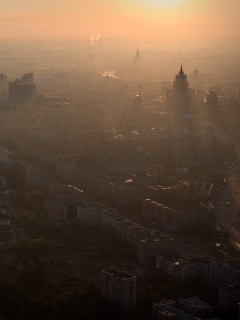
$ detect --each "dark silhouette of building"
[0,74,7,95]
[9,73,36,105]
[166,66,195,119]
[191,68,201,89]
[21,73,34,85]
[133,48,141,64]
[173,65,194,115]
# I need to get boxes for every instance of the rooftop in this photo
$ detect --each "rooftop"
[178,296,212,309]
[102,268,136,280]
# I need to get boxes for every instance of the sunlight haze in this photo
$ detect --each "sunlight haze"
[1,0,239,40]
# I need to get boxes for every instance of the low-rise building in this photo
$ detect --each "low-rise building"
[153,304,199,320]
[152,300,176,320]
[177,296,214,318]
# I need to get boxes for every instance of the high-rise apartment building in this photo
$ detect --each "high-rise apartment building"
[101,268,136,310]
[9,73,36,105]
[133,48,141,64]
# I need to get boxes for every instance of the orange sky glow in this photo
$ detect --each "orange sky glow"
[1,0,239,40]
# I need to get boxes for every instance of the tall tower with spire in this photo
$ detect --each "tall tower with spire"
[133,48,141,64]
[173,65,193,115]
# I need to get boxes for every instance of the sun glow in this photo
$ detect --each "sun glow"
[0,0,239,40]
[139,0,187,7]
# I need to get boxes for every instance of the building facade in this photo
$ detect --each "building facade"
[101,268,136,310]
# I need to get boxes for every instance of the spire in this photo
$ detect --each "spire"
[179,64,184,77]
[136,47,140,57]
[135,47,141,62]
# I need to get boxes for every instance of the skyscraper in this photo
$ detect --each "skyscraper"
[172,65,194,116]
[133,48,141,64]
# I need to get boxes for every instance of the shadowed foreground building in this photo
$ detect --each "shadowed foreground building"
[101,268,136,310]
[177,296,214,318]
[219,285,240,313]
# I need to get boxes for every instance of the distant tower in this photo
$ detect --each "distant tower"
[205,91,218,113]
[192,69,201,88]
[133,48,141,64]
[173,65,194,115]
[192,68,199,79]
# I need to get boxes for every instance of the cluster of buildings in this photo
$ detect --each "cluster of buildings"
[156,255,240,314]
[25,164,85,221]
[77,197,240,315]
[100,262,240,316]
[0,149,85,222]
[142,198,215,227]
[100,265,235,319]
[0,62,239,318]
[152,298,214,320]
[77,200,174,262]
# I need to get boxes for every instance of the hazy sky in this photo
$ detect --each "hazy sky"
[1,0,239,40]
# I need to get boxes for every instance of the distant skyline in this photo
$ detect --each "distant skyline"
[1,0,239,40]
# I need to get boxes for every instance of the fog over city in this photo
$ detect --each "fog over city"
[0,1,239,320]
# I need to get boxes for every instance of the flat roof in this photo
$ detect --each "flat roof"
[102,268,135,279]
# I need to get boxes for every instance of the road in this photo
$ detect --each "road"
[214,157,240,251]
